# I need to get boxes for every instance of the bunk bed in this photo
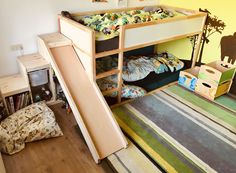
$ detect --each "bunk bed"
[58,5,207,103]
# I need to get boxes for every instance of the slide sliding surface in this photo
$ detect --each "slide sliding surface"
[50,45,127,162]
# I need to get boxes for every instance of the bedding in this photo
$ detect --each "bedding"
[122,52,184,82]
[97,75,147,98]
[96,56,118,74]
[123,56,156,82]
[96,52,184,82]
[0,102,63,155]
[96,52,184,97]
[76,7,184,41]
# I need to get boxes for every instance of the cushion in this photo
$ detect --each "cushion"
[155,52,185,72]
[0,101,63,155]
[121,85,147,98]
[97,76,146,98]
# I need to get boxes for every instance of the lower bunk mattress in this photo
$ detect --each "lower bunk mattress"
[112,84,236,173]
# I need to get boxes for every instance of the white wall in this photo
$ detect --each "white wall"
[0,0,158,77]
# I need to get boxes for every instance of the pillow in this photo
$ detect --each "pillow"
[0,102,63,155]
[97,76,146,98]
[156,52,184,72]
[121,85,147,98]
[122,56,156,82]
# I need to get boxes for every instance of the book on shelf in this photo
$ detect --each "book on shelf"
[6,92,31,114]
[0,100,6,121]
[6,99,11,114]
[14,94,21,111]
[9,96,15,113]
[19,93,25,109]
[23,92,29,108]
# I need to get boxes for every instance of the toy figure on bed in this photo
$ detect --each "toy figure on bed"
[61,11,77,21]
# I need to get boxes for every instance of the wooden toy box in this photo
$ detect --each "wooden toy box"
[195,79,232,100]
[198,61,236,85]
[178,66,200,91]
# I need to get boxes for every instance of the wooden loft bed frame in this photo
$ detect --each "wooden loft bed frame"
[58,5,207,103]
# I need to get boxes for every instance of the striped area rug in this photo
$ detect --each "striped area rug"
[107,138,162,173]
[165,85,236,133]
[112,84,236,173]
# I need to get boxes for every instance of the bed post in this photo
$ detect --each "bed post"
[117,26,125,103]
[92,32,96,82]
[191,13,207,67]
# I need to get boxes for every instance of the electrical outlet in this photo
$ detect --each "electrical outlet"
[10,44,23,51]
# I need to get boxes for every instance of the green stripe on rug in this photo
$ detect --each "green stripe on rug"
[112,106,204,173]
[215,96,236,113]
[165,85,236,128]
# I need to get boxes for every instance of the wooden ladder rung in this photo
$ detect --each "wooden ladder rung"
[96,69,120,79]
[95,49,120,59]
[102,88,119,96]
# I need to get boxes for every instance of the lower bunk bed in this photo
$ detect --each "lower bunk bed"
[96,46,190,103]
[59,6,207,103]
[111,84,236,173]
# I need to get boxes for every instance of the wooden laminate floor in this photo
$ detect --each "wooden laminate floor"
[2,103,115,173]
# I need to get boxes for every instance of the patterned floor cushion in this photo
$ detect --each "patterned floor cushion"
[121,85,147,98]
[0,102,63,155]
[97,76,146,98]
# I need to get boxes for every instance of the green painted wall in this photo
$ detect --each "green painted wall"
[159,0,236,64]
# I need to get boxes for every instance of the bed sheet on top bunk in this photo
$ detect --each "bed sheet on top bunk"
[76,7,184,41]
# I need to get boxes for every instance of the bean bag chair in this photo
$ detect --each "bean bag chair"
[0,102,63,155]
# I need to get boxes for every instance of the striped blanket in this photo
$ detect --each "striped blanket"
[112,85,236,173]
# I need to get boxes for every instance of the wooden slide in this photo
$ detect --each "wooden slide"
[37,33,127,163]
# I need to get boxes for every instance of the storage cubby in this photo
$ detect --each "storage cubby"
[17,53,56,104]
[30,84,52,102]
[5,91,31,114]
[0,74,32,115]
